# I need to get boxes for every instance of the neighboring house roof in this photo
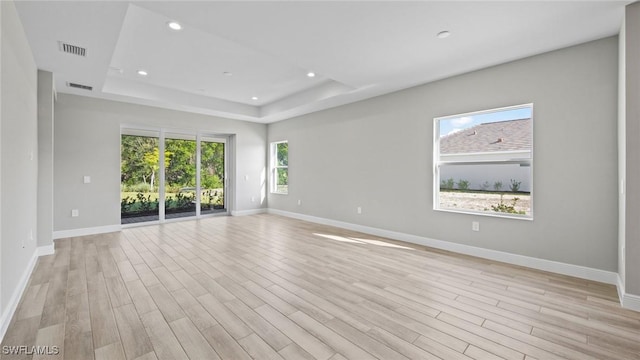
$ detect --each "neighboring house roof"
[440,118,531,154]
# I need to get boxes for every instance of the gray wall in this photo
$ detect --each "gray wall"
[1,0,38,312]
[53,94,267,232]
[269,36,619,272]
[625,3,640,295]
[37,70,54,247]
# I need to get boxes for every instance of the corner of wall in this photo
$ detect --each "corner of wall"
[618,12,627,292]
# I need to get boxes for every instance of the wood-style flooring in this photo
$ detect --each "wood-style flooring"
[2,214,639,359]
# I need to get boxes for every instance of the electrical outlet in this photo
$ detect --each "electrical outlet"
[251,196,256,202]
[83,175,91,184]
[472,221,480,232]
[297,199,302,206]
[71,209,79,217]
[357,206,362,214]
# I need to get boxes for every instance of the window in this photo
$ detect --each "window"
[434,104,533,218]
[271,141,288,194]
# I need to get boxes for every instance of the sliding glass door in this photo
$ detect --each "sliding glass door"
[121,129,229,225]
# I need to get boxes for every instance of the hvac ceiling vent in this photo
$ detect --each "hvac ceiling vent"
[66,82,92,91]
[58,41,86,57]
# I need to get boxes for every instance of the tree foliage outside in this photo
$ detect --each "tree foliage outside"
[275,142,288,192]
[121,135,159,190]
[121,135,225,217]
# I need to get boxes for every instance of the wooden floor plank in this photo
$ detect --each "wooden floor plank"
[224,298,292,351]
[238,333,285,360]
[113,303,154,359]
[169,317,221,360]
[139,310,188,360]
[32,323,64,360]
[95,342,126,360]
[86,272,121,349]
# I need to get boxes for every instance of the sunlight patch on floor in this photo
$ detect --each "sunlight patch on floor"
[313,233,414,250]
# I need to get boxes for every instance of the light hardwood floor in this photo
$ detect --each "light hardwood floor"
[2,214,639,359]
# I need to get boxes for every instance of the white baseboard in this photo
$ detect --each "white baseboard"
[36,244,55,256]
[231,208,267,216]
[0,249,39,342]
[53,224,121,239]
[617,274,625,305]
[616,275,640,312]
[623,293,640,312]
[268,209,619,286]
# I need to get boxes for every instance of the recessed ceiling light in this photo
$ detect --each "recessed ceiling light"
[223,71,233,76]
[437,30,451,39]
[251,96,258,100]
[168,21,182,31]
[137,70,148,76]
[307,72,316,78]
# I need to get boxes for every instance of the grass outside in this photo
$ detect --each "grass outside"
[439,190,531,215]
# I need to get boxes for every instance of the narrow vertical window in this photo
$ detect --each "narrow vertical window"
[271,141,288,194]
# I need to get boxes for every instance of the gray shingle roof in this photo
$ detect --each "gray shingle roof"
[440,118,531,154]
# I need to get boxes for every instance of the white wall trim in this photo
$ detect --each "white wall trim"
[268,209,619,285]
[231,208,267,216]
[0,250,38,342]
[616,274,640,312]
[36,244,54,257]
[623,293,640,312]
[617,274,625,305]
[53,224,121,239]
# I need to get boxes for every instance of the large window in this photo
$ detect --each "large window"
[434,104,533,218]
[270,141,288,194]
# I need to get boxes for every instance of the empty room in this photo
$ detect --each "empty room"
[1,1,639,359]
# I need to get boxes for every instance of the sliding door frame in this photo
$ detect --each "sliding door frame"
[120,125,232,227]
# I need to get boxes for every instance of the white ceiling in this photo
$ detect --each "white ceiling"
[15,1,630,123]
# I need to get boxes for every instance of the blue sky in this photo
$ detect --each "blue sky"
[439,106,532,137]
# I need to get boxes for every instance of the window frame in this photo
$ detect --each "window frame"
[433,104,534,220]
[270,140,289,195]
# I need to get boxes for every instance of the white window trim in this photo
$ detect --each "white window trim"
[433,103,534,220]
[270,140,288,194]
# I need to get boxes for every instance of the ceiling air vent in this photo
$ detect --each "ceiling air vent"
[66,82,92,91]
[58,41,86,57]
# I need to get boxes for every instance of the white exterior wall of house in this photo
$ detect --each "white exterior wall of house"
[439,150,531,192]
[439,163,531,192]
